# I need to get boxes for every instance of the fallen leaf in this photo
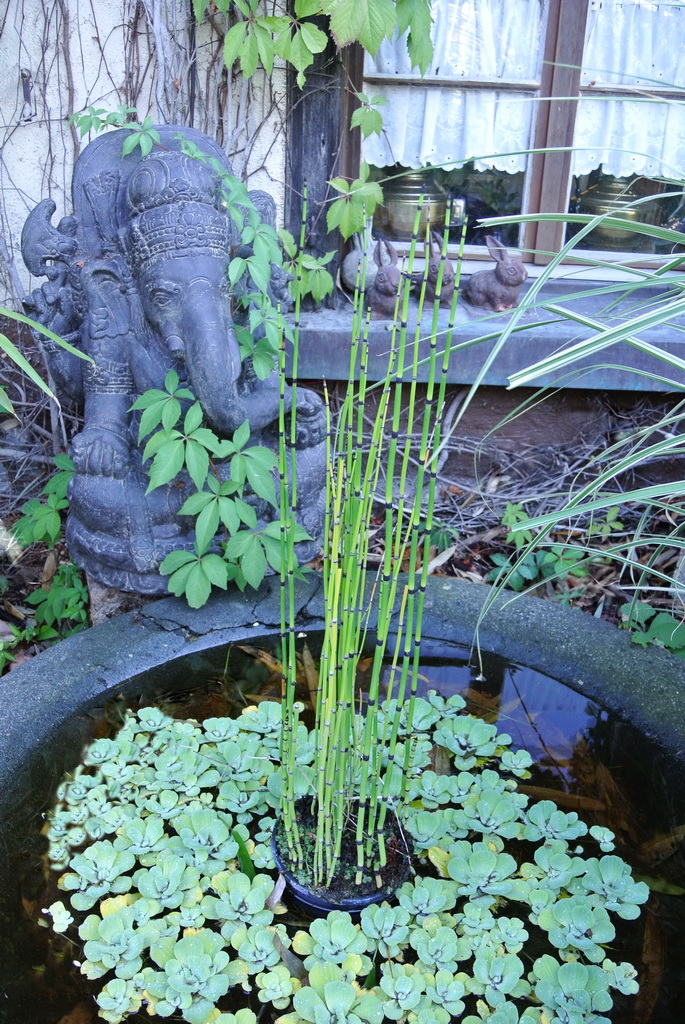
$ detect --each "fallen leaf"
[42,550,57,586]
[301,643,319,708]
[640,824,685,864]
[237,644,282,673]
[56,1002,96,1024]
[3,599,24,622]
[8,650,32,669]
[273,928,308,981]
[267,873,287,910]
[634,873,685,896]
[519,785,605,813]
[426,543,457,575]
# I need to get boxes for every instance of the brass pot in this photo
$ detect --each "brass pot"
[580,177,640,244]
[374,171,448,240]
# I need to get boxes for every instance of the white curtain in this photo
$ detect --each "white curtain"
[362,0,544,172]
[363,0,685,180]
[573,0,685,176]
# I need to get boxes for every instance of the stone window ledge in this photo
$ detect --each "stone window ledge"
[289,281,685,392]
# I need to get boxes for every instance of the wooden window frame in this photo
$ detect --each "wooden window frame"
[343,0,681,270]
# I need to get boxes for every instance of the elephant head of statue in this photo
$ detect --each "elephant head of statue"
[124,150,243,435]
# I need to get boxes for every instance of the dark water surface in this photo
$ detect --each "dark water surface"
[3,635,684,1024]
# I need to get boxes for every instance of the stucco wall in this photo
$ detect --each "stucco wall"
[0,0,287,305]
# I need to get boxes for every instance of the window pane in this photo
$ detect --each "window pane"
[568,171,684,252]
[371,163,524,249]
[366,0,545,81]
[363,0,545,171]
[582,0,685,89]
[363,87,538,172]
[568,0,685,250]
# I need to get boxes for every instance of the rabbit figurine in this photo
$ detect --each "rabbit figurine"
[462,236,528,311]
[412,231,456,307]
[366,239,401,319]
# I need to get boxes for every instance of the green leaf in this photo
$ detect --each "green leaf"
[0,386,14,414]
[328,177,351,195]
[0,332,56,405]
[306,265,334,302]
[218,496,240,535]
[350,105,383,139]
[300,21,329,53]
[192,0,206,21]
[159,548,197,574]
[184,440,210,492]
[235,498,257,529]
[232,827,256,879]
[246,256,271,295]
[254,23,276,74]
[396,0,434,73]
[239,534,267,590]
[202,553,230,589]
[229,257,248,285]
[195,499,220,554]
[230,453,247,486]
[245,458,277,505]
[0,308,90,363]
[121,132,140,157]
[223,22,248,69]
[232,420,251,451]
[241,28,260,77]
[260,534,283,573]
[42,456,74,500]
[146,439,185,492]
[278,228,298,259]
[165,560,196,597]
[212,437,237,459]
[325,0,396,54]
[185,562,213,608]
[252,350,275,379]
[138,133,154,156]
[224,531,253,559]
[179,491,214,516]
[184,401,204,434]
[142,428,178,462]
[295,0,325,16]
[326,193,367,239]
[161,397,183,432]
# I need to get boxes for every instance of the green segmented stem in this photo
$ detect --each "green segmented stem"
[281,196,461,890]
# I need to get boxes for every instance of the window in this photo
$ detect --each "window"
[356,0,685,265]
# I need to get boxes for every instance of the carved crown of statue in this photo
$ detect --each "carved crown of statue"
[126,152,231,267]
[21,126,326,594]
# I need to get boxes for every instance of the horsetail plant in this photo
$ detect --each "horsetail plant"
[277,200,464,891]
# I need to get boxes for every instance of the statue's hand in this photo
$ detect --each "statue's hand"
[71,428,131,479]
[24,279,79,340]
[293,388,326,448]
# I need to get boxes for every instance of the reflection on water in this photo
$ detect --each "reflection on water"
[3,635,685,1024]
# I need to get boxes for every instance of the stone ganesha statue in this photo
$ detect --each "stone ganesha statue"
[21,126,326,592]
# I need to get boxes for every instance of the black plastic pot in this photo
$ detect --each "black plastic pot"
[271,831,407,918]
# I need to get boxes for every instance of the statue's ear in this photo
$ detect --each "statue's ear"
[81,259,132,340]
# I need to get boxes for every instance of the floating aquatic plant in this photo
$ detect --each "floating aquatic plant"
[42,697,648,1024]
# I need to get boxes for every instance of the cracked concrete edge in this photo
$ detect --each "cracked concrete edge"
[1,573,684,829]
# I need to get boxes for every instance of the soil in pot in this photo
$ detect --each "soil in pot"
[272,796,413,906]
